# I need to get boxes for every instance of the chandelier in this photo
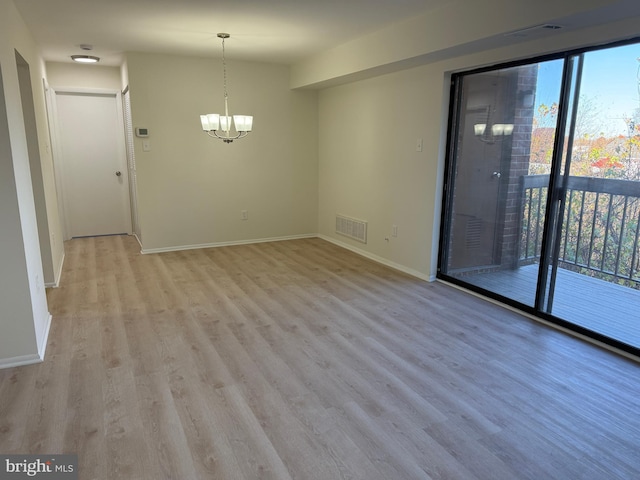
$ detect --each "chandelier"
[474,106,513,144]
[200,33,253,143]
[474,121,514,144]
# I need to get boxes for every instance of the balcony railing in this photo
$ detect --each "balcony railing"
[520,174,640,287]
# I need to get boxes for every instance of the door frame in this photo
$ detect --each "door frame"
[47,87,133,240]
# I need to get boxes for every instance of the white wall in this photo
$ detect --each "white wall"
[125,52,318,252]
[0,0,54,366]
[292,0,640,88]
[46,62,122,90]
[318,68,443,280]
[316,15,640,280]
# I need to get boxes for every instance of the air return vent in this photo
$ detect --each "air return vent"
[336,214,368,243]
[465,217,483,249]
[504,24,564,38]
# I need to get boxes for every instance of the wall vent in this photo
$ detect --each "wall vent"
[465,217,483,249]
[505,24,564,38]
[336,214,368,243]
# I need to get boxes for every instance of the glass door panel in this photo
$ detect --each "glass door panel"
[441,59,564,306]
[535,54,583,314]
[548,44,640,348]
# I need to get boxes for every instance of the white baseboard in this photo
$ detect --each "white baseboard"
[37,313,52,361]
[0,353,43,369]
[45,252,66,288]
[140,233,317,254]
[140,233,433,282]
[317,234,434,282]
[133,233,143,250]
[0,313,51,369]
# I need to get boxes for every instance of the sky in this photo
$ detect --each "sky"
[535,42,640,136]
[581,43,640,134]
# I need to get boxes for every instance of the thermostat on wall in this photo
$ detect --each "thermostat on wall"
[135,127,149,137]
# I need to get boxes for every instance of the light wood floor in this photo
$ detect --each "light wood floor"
[1,235,639,479]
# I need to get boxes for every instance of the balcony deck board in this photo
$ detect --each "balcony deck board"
[458,265,640,349]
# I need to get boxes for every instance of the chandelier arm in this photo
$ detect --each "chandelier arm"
[205,129,249,141]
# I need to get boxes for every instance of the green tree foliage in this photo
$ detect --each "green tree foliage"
[524,91,640,288]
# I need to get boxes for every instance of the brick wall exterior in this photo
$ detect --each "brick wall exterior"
[497,65,537,269]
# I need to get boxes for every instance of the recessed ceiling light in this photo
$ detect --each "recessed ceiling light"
[71,55,100,63]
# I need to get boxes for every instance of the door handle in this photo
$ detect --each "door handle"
[492,171,501,178]
[115,171,122,177]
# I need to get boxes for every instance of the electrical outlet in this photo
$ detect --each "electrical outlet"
[392,225,398,237]
[241,210,248,220]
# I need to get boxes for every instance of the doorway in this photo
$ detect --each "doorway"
[51,89,132,238]
[15,50,55,284]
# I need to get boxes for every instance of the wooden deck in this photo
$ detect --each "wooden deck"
[456,264,640,349]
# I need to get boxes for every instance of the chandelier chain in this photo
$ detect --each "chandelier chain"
[222,36,228,102]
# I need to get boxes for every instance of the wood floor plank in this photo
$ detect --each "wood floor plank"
[19,348,71,454]
[212,323,343,480]
[103,365,152,479]
[240,326,387,480]
[0,364,38,451]
[63,312,107,480]
[1,235,639,479]
[133,371,200,479]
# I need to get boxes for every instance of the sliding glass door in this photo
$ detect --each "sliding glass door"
[439,40,640,354]
[441,58,565,306]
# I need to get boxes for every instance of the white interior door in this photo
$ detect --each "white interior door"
[55,90,131,238]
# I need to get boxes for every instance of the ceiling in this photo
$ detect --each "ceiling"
[14,0,640,72]
[14,0,452,66]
